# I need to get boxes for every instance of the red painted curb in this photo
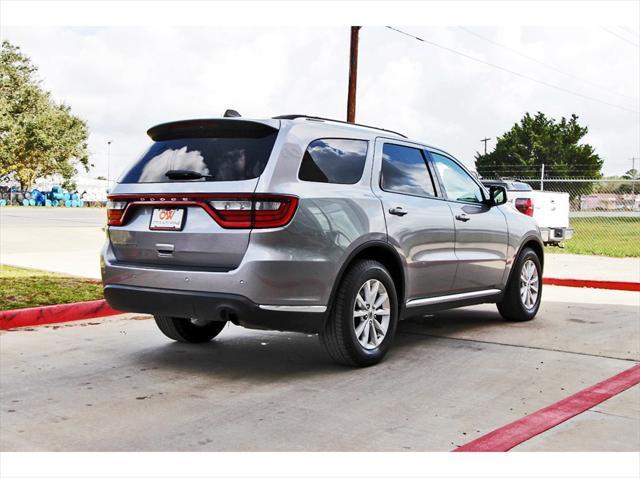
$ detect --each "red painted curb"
[543,277,640,292]
[453,363,640,452]
[0,299,120,330]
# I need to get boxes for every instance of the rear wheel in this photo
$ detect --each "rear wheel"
[497,247,542,321]
[154,316,226,343]
[320,260,399,367]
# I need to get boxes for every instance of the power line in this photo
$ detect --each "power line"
[619,26,640,38]
[601,26,640,48]
[458,26,638,103]
[385,26,640,115]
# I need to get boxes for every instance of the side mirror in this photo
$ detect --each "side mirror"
[489,185,507,206]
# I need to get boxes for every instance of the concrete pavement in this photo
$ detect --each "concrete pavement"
[1,293,638,451]
[544,252,640,283]
[0,207,105,278]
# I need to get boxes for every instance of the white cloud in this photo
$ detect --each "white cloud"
[2,25,639,179]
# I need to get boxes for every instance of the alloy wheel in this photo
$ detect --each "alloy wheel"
[520,259,539,310]
[353,279,391,350]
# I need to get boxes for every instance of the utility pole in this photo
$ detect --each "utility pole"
[630,157,637,194]
[540,164,545,191]
[347,26,361,123]
[480,137,491,155]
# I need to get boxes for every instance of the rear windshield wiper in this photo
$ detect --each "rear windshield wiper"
[165,169,215,181]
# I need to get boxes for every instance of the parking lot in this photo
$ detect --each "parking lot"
[1,207,639,452]
[2,287,638,451]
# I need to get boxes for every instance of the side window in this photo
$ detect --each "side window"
[430,152,484,203]
[381,143,436,197]
[299,138,368,184]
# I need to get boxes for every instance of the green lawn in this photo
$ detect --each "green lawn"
[545,217,640,258]
[0,265,103,310]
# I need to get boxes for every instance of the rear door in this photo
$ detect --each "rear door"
[107,119,280,270]
[372,138,457,300]
[428,150,508,291]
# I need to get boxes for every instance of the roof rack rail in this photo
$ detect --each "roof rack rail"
[273,114,407,138]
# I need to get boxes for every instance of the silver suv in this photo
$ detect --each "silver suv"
[102,114,543,366]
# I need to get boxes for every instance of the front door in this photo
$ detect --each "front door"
[428,151,509,292]
[372,139,457,301]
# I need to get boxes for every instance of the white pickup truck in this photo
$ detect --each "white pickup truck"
[482,180,574,245]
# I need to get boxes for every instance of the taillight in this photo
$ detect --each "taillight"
[209,199,253,228]
[209,195,298,229]
[106,194,298,229]
[515,198,534,217]
[106,200,127,226]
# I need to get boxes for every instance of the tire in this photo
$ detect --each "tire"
[497,247,542,321]
[320,260,399,367]
[154,316,226,343]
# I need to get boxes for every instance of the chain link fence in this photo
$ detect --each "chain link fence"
[479,171,639,257]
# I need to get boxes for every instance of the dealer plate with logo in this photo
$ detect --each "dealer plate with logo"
[150,208,185,231]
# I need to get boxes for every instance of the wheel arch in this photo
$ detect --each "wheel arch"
[326,241,406,320]
[504,235,545,289]
[520,235,544,270]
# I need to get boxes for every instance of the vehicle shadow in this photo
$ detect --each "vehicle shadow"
[400,305,508,338]
[129,306,506,380]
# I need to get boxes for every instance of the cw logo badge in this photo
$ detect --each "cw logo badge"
[159,209,176,220]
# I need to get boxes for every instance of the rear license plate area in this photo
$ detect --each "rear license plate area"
[149,208,185,231]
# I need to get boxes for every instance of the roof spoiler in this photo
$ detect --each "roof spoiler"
[147,119,278,141]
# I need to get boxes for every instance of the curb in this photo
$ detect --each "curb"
[0,299,120,330]
[543,277,640,292]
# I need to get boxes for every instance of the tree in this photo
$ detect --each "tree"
[475,112,603,195]
[0,40,89,191]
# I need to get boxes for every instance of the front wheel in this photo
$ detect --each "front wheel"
[320,260,399,367]
[497,247,542,321]
[154,316,227,343]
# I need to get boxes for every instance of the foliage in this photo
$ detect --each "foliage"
[62,178,77,192]
[0,265,103,310]
[590,171,639,195]
[0,40,89,191]
[475,112,603,196]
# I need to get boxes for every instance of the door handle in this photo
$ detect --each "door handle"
[455,214,470,222]
[156,243,174,257]
[389,206,408,216]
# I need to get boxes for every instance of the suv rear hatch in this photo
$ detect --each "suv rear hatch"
[107,119,288,270]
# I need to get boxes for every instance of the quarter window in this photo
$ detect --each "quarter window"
[381,144,436,197]
[430,152,484,203]
[298,138,368,184]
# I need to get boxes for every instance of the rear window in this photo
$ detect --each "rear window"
[119,130,278,183]
[510,182,533,191]
[298,138,368,184]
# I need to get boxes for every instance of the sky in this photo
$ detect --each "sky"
[2,24,639,180]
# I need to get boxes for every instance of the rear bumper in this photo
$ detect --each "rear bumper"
[540,227,574,243]
[101,239,335,307]
[104,284,326,334]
